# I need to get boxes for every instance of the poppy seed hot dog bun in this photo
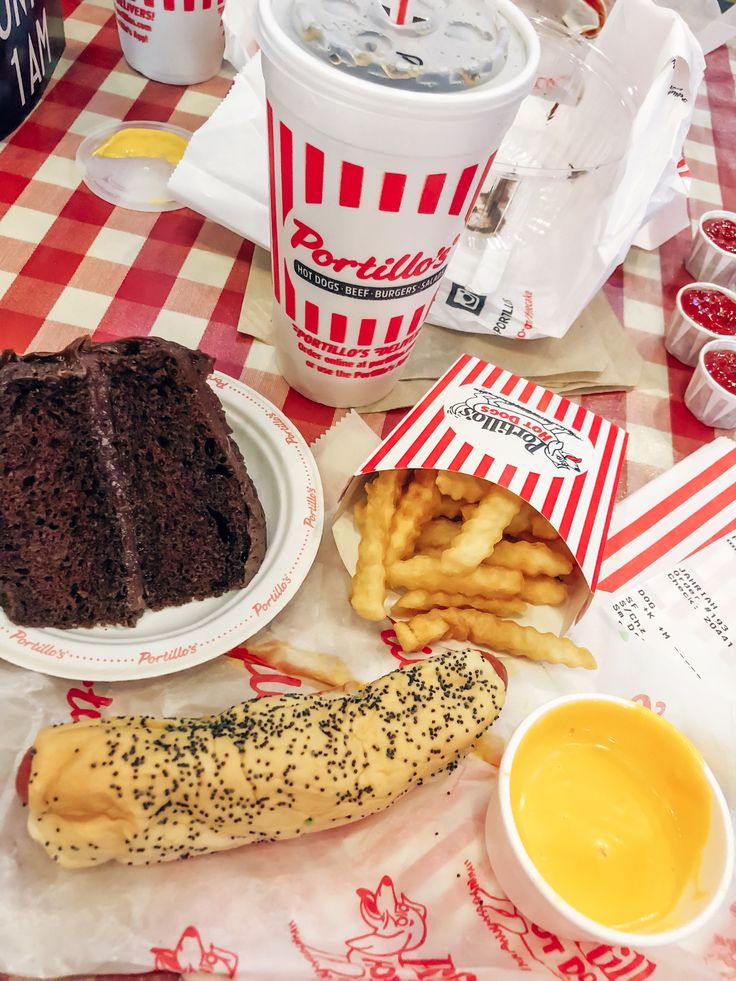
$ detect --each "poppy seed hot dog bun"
[24,649,506,868]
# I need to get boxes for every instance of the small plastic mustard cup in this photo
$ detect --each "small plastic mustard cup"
[485,694,734,946]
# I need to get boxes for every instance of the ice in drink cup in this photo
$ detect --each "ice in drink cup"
[114,0,225,86]
[256,0,540,408]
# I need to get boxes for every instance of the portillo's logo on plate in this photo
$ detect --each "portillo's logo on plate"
[446,388,591,476]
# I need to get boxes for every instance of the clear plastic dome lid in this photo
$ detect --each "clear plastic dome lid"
[289,0,528,92]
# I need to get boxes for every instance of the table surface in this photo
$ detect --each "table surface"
[1,4,736,980]
[2,0,735,503]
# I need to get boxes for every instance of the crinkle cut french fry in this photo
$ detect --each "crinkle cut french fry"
[546,536,576,567]
[419,544,571,581]
[394,612,449,653]
[350,470,404,621]
[416,517,460,551]
[530,514,559,541]
[505,502,534,538]
[519,575,568,606]
[388,555,522,598]
[440,486,521,574]
[396,607,596,670]
[434,495,464,520]
[386,470,441,565]
[485,540,573,578]
[391,589,526,619]
[435,471,491,503]
[353,499,367,531]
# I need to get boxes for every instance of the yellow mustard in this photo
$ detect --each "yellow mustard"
[93,128,188,167]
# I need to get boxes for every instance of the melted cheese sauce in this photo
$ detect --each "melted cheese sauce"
[93,128,188,167]
[510,700,712,933]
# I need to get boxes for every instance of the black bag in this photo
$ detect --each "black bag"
[0,0,65,139]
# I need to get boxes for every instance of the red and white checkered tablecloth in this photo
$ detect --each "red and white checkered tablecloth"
[1,1,735,486]
[0,7,736,981]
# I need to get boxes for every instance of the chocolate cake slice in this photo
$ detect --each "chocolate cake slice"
[0,338,267,629]
[0,345,144,628]
[86,338,266,611]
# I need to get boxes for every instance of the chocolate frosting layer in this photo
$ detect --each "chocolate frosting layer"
[0,337,267,629]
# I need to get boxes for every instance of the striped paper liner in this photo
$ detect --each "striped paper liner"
[357,354,628,589]
[597,436,736,595]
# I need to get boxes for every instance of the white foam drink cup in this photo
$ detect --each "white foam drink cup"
[115,0,225,85]
[256,0,540,407]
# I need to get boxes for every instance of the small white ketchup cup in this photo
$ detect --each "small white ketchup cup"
[686,210,736,289]
[685,338,736,429]
[665,281,736,367]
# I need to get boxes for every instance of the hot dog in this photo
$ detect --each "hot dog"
[21,649,506,868]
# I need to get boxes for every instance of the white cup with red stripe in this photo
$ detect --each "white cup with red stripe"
[114,0,224,85]
[256,0,539,407]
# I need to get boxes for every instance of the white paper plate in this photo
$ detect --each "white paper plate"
[0,373,324,682]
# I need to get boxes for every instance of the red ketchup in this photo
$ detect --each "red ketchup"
[703,217,736,255]
[16,748,33,805]
[680,288,736,336]
[704,349,736,396]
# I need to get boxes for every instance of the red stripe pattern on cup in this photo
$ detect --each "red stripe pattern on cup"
[357,355,627,587]
[266,102,281,304]
[273,117,483,219]
[597,440,736,593]
[339,162,364,208]
[379,173,407,213]
[268,112,496,380]
[305,144,324,204]
[158,0,218,9]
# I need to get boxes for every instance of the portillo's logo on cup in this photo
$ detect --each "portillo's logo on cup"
[447,389,590,475]
[289,219,453,301]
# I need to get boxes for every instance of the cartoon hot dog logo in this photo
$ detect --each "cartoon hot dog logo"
[291,874,473,980]
[290,219,453,301]
[447,388,590,475]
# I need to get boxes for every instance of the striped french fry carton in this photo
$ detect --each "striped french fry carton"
[334,354,628,637]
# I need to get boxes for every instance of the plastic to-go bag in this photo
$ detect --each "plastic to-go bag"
[171,0,704,342]
[427,0,704,339]
[0,0,65,139]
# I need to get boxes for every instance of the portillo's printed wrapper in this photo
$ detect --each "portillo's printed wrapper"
[333,354,628,635]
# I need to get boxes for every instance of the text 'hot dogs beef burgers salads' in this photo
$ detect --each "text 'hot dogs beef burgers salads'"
[19,648,507,867]
[0,337,266,629]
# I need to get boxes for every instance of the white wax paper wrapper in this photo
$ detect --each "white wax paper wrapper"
[167,0,704,342]
[3,422,736,979]
[221,0,257,70]
[168,64,270,246]
[431,0,704,337]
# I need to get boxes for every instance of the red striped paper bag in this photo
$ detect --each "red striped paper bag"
[597,437,736,596]
[333,354,628,632]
